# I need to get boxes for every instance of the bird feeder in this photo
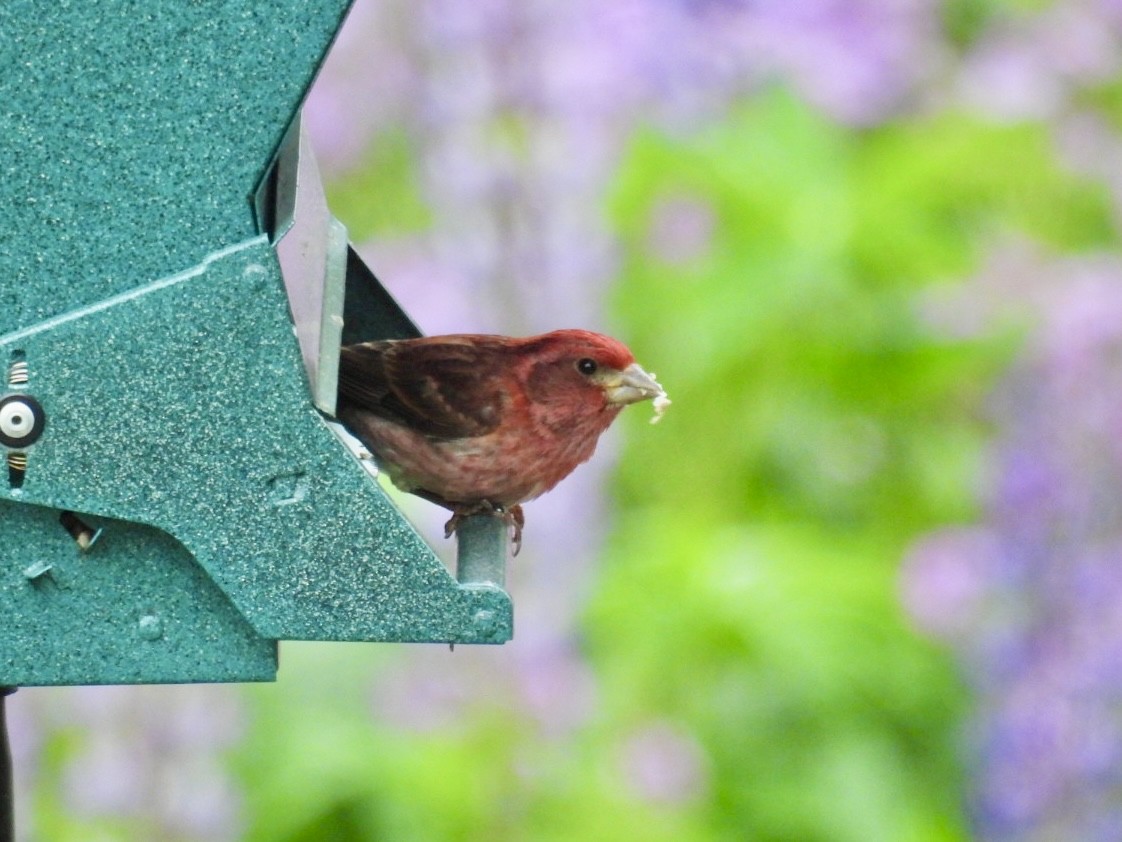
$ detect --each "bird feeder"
[0,0,513,693]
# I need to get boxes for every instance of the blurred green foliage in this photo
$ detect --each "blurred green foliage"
[942,0,1057,46]
[595,93,1111,840]
[234,93,1113,841]
[327,129,433,242]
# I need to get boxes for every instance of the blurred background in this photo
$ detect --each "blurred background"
[12,0,1122,839]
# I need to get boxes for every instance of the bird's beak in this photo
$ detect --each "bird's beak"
[603,363,665,406]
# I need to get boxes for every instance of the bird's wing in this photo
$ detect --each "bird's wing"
[337,339,506,439]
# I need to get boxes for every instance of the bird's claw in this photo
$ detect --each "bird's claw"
[507,504,524,556]
[444,502,525,556]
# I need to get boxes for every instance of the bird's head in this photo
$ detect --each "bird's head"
[521,330,668,420]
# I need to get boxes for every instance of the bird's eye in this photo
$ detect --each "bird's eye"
[577,358,598,375]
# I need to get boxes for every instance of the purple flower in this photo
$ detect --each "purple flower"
[51,685,246,840]
[617,720,710,805]
[899,527,1001,641]
[906,250,1122,839]
[955,2,1122,121]
[646,195,717,266]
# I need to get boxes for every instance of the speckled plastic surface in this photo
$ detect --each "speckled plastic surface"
[0,500,278,686]
[0,2,512,686]
[0,240,512,685]
[0,1,353,335]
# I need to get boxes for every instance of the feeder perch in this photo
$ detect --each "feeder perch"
[0,0,512,688]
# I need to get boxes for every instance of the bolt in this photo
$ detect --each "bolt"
[0,394,45,448]
[472,609,496,636]
[138,614,164,641]
[7,360,28,386]
[0,400,35,439]
[59,510,102,551]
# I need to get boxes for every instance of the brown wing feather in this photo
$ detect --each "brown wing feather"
[336,343,394,410]
[337,338,508,439]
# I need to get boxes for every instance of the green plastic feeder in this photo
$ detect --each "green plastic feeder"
[0,0,512,688]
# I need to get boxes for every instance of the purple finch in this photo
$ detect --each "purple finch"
[336,329,668,551]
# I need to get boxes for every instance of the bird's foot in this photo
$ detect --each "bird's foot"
[444,502,525,556]
[507,505,524,556]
